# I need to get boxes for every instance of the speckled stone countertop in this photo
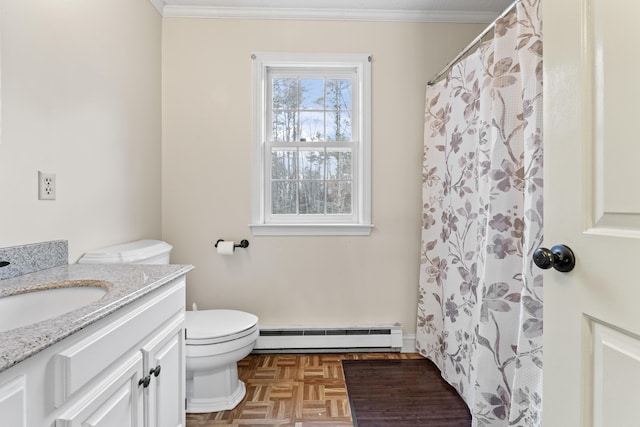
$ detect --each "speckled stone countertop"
[0,263,193,373]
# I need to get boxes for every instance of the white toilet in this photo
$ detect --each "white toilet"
[78,239,259,413]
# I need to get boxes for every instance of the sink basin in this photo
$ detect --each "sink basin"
[0,281,109,332]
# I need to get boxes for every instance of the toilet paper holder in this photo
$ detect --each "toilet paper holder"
[214,239,250,249]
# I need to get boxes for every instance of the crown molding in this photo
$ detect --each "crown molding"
[160,5,498,23]
[148,0,509,23]
[148,0,165,15]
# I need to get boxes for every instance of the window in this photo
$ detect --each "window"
[250,53,372,236]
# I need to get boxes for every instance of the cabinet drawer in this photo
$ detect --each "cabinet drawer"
[53,278,185,407]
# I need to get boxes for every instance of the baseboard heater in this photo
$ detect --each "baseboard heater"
[253,324,403,353]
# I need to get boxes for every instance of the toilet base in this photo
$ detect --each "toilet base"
[186,364,247,413]
[186,380,246,413]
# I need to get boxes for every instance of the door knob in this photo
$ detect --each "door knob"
[533,244,575,272]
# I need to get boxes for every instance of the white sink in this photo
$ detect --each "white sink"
[0,281,109,332]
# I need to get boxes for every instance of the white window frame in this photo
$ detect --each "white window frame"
[250,52,373,236]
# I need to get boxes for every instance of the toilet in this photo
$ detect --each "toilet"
[78,239,259,413]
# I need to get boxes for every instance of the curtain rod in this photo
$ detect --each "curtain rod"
[427,0,521,86]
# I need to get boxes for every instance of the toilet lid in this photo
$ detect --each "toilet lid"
[185,309,258,341]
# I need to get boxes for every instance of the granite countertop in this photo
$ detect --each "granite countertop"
[0,263,193,373]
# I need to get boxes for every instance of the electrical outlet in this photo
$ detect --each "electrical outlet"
[38,171,56,200]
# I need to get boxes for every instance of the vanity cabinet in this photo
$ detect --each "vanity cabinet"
[0,275,186,427]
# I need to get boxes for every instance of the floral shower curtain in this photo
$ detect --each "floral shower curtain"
[416,0,543,426]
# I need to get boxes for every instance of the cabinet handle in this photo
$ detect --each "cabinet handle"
[150,365,161,377]
[138,376,151,388]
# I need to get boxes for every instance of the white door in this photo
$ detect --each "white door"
[544,1,640,426]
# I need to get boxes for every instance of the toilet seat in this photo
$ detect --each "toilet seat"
[186,309,259,345]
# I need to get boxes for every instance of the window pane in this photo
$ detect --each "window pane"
[299,181,325,214]
[299,150,324,180]
[326,79,351,110]
[272,181,297,214]
[272,111,298,142]
[272,78,298,110]
[261,58,367,227]
[327,181,352,214]
[326,150,352,180]
[300,112,324,142]
[272,150,297,179]
[300,79,324,110]
[326,111,351,141]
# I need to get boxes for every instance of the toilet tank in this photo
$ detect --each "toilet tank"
[77,240,173,265]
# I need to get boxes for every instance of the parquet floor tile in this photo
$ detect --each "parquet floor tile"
[185,352,422,427]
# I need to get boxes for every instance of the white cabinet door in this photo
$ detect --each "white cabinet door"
[0,375,26,427]
[55,353,144,427]
[142,315,185,427]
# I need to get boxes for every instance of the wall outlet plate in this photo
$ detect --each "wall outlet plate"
[38,171,56,200]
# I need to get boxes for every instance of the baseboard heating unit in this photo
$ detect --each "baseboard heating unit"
[253,324,403,353]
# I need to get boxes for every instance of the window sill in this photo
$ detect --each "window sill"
[249,223,374,236]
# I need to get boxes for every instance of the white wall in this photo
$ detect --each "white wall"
[0,3,484,336]
[0,0,163,261]
[162,18,483,334]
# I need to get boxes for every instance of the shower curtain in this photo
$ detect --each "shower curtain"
[416,0,543,426]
